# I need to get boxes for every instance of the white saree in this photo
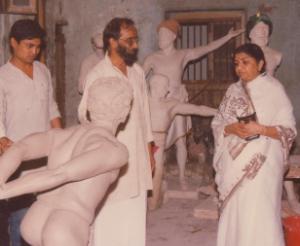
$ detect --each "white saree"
[212,74,296,246]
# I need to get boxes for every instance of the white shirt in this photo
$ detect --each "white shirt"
[78,54,153,201]
[0,61,60,141]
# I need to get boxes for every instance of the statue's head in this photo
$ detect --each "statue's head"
[246,13,273,47]
[87,77,133,124]
[91,32,103,51]
[149,73,169,98]
[157,19,180,50]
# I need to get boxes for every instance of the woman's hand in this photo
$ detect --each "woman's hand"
[225,121,264,139]
[242,121,264,136]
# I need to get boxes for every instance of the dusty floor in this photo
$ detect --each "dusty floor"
[146,165,300,246]
[146,173,218,246]
[146,198,217,246]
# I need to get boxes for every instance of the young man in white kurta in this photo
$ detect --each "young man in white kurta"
[0,60,61,246]
[0,61,60,141]
[78,18,153,246]
[0,19,61,246]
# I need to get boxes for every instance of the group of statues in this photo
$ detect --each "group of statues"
[0,9,298,246]
[78,13,300,212]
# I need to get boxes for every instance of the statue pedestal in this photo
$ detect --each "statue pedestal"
[285,155,300,179]
[163,175,200,202]
[193,196,218,220]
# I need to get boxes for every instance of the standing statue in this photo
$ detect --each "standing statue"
[0,77,133,246]
[143,19,244,188]
[247,12,300,214]
[148,73,217,209]
[247,13,282,76]
[78,33,104,94]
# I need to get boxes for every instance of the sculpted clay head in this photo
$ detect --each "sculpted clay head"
[91,33,103,51]
[149,74,169,98]
[157,19,180,36]
[87,77,133,124]
[157,19,180,50]
[246,13,273,45]
[158,27,177,50]
[249,22,270,47]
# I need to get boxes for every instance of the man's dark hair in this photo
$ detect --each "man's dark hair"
[103,17,135,53]
[9,19,46,44]
[233,43,266,74]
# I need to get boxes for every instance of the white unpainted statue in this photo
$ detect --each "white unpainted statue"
[78,33,104,94]
[143,19,243,188]
[0,77,133,246]
[247,14,299,214]
[249,22,282,76]
[148,74,217,209]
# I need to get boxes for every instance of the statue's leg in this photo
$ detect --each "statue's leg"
[42,209,90,246]
[148,142,165,210]
[175,137,188,189]
[284,180,300,214]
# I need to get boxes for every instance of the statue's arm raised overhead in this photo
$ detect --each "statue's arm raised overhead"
[182,28,244,68]
[0,131,128,200]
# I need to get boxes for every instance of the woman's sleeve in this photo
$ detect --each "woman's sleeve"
[272,84,297,156]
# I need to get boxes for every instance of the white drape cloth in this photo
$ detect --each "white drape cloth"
[212,74,296,246]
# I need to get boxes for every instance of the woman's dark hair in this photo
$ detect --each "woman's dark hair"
[9,19,46,43]
[233,43,266,74]
[246,13,273,40]
[103,17,135,53]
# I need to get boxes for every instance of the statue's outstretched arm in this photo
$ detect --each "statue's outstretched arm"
[171,103,217,119]
[183,28,244,67]
[0,139,128,200]
[0,131,53,185]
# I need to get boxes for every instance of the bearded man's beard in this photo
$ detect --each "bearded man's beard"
[117,44,138,66]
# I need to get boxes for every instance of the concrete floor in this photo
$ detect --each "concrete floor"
[146,198,217,246]
[146,174,218,246]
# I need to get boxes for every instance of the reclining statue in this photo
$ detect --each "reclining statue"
[0,77,133,246]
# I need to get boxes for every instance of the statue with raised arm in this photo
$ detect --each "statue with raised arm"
[148,74,217,209]
[0,77,133,246]
[247,11,299,214]
[78,33,104,94]
[247,12,282,76]
[143,19,243,189]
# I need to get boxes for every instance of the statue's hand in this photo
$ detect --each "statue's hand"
[227,27,245,38]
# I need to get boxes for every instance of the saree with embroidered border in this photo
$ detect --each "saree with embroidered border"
[212,74,296,246]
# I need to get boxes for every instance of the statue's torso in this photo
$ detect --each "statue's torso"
[146,50,186,88]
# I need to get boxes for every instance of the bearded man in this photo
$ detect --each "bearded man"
[78,17,154,246]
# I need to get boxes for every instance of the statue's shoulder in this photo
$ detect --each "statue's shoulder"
[144,50,163,61]
[265,47,282,62]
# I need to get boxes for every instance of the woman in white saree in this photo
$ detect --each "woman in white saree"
[212,43,296,246]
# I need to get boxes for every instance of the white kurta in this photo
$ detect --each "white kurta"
[78,54,153,246]
[212,74,296,246]
[0,61,60,142]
